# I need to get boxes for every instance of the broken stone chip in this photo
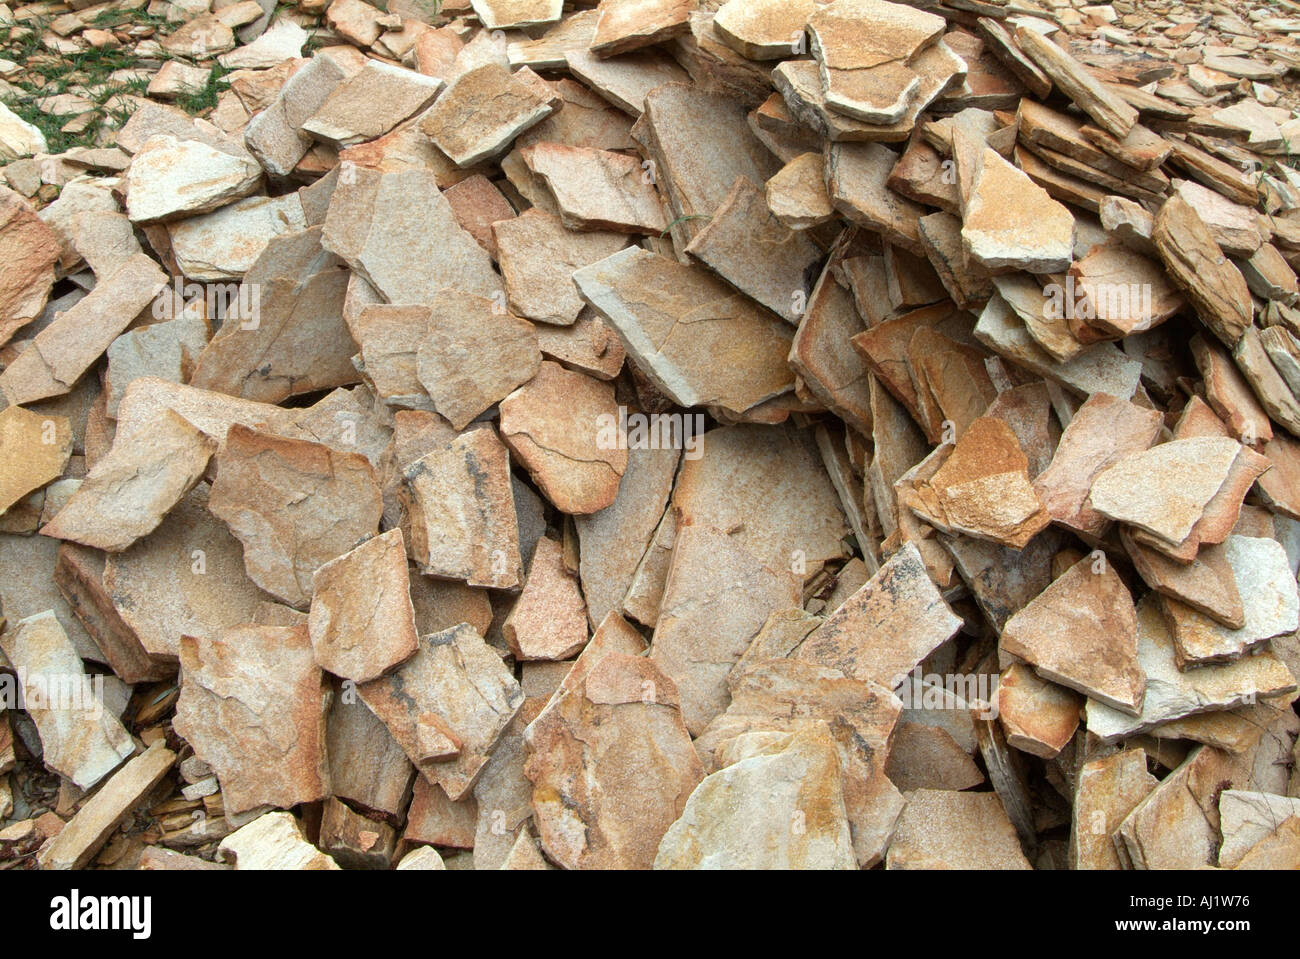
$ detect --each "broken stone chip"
[794,542,962,691]
[208,424,382,609]
[302,60,443,148]
[962,147,1075,273]
[1000,554,1145,715]
[886,789,1031,869]
[174,624,329,815]
[524,651,704,869]
[573,247,795,417]
[494,209,629,326]
[420,64,553,167]
[499,361,627,515]
[503,535,589,661]
[41,408,216,553]
[125,135,262,223]
[714,0,818,60]
[522,142,668,234]
[0,407,72,517]
[400,425,523,588]
[359,623,524,801]
[414,289,541,431]
[0,611,135,790]
[308,528,419,683]
[589,0,694,58]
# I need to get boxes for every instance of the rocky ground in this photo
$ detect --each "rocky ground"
[0,0,1299,871]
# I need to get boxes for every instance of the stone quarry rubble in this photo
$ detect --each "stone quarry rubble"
[0,0,1299,871]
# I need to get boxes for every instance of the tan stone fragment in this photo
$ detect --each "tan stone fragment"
[522,142,667,234]
[41,408,215,553]
[0,187,60,348]
[420,64,553,167]
[208,424,382,609]
[400,426,522,588]
[175,624,329,814]
[765,152,834,230]
[499,361,627,515]
[38,742,176,870]
[1033,393,1162,539]
[1001,556,1145,715]
[1015,26,1137,138]
[308,528,418,683]
[504,537,588,661]
[1152,195,1253,348]
[218,811,339,870]
[524,652,703,869]
[962,147,1074,273]
[654,724,857,869]
[415,290,541,431]
[590,0,693,57]
[360,623,523,801]
[495,210,628,327]
[0,611,135,789]
[1070,748,1157,870]
[0,407,71,516]
[0,254,168,406]
[795,542,961,691]
[887,789,1031,869]
[996,663,1081,760]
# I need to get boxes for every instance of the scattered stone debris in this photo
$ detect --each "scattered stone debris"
[2,0,1300,875]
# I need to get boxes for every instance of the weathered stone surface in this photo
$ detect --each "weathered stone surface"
[322,166,501,305]
[696,657,902,866]
[472,0,562,30]
[360,623,523,800]
[655,723,856,869]
[0,611,134,789]
[169,193,309,281]
[0,187,60,347]
[522,142,667,234]
[1015,26,1137,138]
[908,416,1051,549]
[766,151,834,230]
[590,0,693,57]
[308,528,417,683]
[41,409,215,552]
[524,652,703,869]
[125,135,261,224]
[499,361,626,515]
[303,60,443,147]
[1218,790,1300,869]
[495,210,628,327]
[174,624,329,814]
[1070,748,1158,870]
[1086,596,1297,743]
[504,536,588,661]
[415,289,541,431]
[651,522,801,735]
[103,484,267,662]
[244,54,348,179]
[795,542,961,691]
[326,692,415,824]
[0,407,71,517]
[826,142,927,254]
[421,64,553,167]
[1116,745,1251,870]
[218,811,339,870]
[887,789,1031,869]
[319,796,397,869]
[38,742,176,870]
[1125,533,1244,630]
[1152,195,1253,348]
[808,0,944,72]
[1161,536,1298,669]
[790,260,873,434]
[714,0,816,60]
[575,443,679,629]
[0,254,168,406]
[208,424,382,609]
[962,147,1074,273]
[1002,555,1144,714]
[105,310,209,418]
[396,845,446,870]
[1033,393,1162,540]
[574,247,795,417]
[996,663,1080,760]
[400,425,523,589]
